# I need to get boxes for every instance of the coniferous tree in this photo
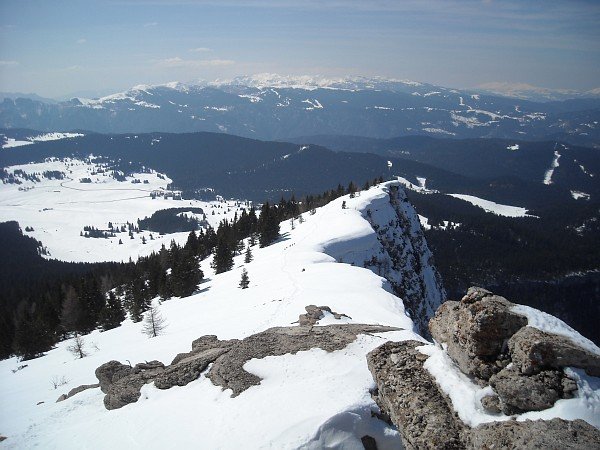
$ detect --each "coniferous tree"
[13,310,55,360]
[258,203,280,247]
[60,285,82,333]
[98,292,126,331]
[171,246,202,297]
[244,244,253,263]
[239,268,250,289]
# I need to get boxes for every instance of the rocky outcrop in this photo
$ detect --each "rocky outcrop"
[368,287,600,449]
[296,305,351,326]
[56,383,100,403]
[428,287,527,381]
[363,184,446,337]
[207,324,400,397]
[96,360,165,410]
[427,285,597,415]
[367,341,465,449]
[489,366,567,414]
[509,326,600,377]
[468,418,600,450]
[368,340,600,450]
[96,322,400,409]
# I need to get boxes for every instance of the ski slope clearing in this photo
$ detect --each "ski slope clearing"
[0,182,422,449]
[0,157,246,262]
[448,193,535,218]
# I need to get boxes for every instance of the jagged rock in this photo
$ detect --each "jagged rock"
[480,394,502,414]
[133,360,165,371]
[490,366,564,414]
[468,418,600,450]
[155,347,231,390]
[509,326,600,377]
[297,305,351,326]
[56,383,100,402]
[429,290,527,381]
[208,324,400,397]
[368,287,600,449]
[461,286,493,304]
[171,335,238,365]
[103,364,165,410]
[95,361,134,394]
[367,341,465,450]
[96,323,400,409]
[0,435,6,442]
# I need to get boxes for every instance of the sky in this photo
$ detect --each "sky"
[0,0,599,99]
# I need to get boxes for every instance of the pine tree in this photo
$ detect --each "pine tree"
[60,285,82,333]
[142,306,167,338]
[342,200,347,209]
[13,311,55,360]
[258,203,280,247]
[239,268,250,289]
[298,214,305,224]
[244,244,253,263]
[98,292,126,331]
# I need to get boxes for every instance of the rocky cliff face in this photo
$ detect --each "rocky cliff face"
[367,287,600,449]
[364,184,446,336]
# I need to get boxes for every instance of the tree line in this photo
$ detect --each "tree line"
[1,176,385,360]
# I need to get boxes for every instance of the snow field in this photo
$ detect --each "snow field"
[448,194,534,218]
[0,182,421,449]
[0,158,247,262]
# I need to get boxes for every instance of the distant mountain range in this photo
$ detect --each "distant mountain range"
[2,129,598,210]
[1,74,599,148]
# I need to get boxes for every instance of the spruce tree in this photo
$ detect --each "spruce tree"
[98,292,126,331]
[239,268,250,289]
[13,311,55,360]
[244,244,253,263]
[258,203,280,247]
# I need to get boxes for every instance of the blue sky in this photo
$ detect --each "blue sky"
[0,0,598,98]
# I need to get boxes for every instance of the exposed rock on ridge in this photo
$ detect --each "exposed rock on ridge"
[367,287,600,449]
[364,184,446,337]
[96,321,400,409]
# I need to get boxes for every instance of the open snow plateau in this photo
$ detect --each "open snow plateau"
[0,157,247,263]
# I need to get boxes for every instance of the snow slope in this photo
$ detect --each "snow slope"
[0,157,246,262]
[0,182,426,449]
[1,181,596,448]
[1,132,84,149]
[448,194,535,218]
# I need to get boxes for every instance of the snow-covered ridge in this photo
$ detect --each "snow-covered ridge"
[0,181,435,448]
[74,74,426,106]
[209,73,424,91]
[2,132,84,149]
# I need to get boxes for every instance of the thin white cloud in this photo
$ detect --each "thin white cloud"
[0,60,19,67]
[144,22,158,27]
[76,38,87,44]
[189,47,212,53]
[156,57,234,68]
